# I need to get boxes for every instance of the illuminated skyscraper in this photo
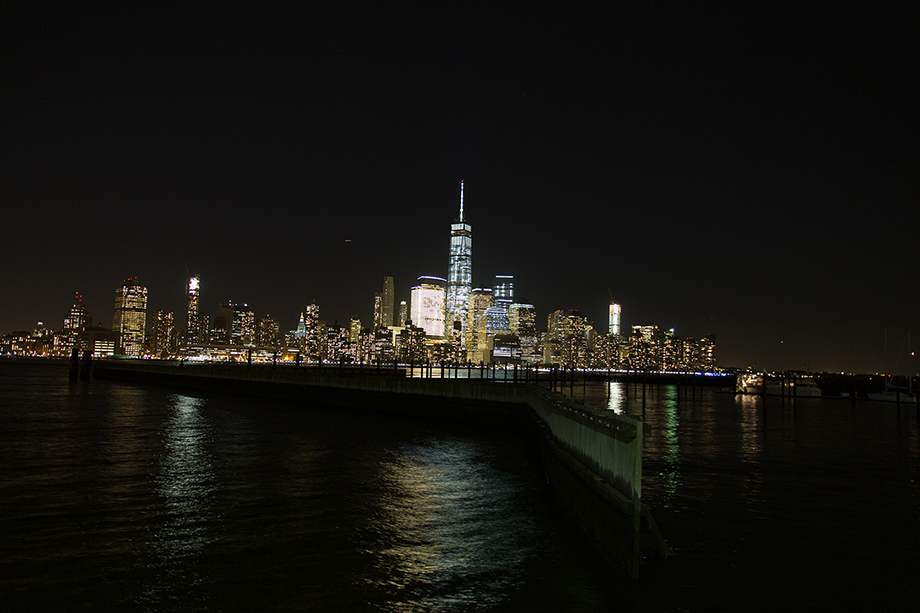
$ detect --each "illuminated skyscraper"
[493,275,514,307]
[445,181,472,338]
[63,293,91,334]
[381,276,394,328]
[486,275,514,334]
[302,302,322,359]
[257,315,279,349]
[185,273,204,347]
[113,278,147,356]
[410,276,446,338]
[466,287,493,362]
[397,301,408,327]
[509,301,539,364]
[59,292,91,355]
[373,294,382,329]
[608,302,622,337]
[232,304,255,346]
[152,310,175,357]
[350,317,361,343]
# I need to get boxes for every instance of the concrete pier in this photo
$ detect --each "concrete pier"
[94,359,666,577]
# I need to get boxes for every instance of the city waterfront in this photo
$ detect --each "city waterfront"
[2,361,918,611]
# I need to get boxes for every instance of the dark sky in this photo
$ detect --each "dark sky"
[2,1,917,373]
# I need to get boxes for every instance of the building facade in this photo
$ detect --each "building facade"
[445,181,472,339]
[113,278,147,356]
[608,302,621,337]
[410,276,446,338]
[185,273,204,347]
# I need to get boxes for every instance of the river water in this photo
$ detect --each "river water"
[1,362,918,611]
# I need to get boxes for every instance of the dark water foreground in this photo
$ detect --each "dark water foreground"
[2,362,918,611]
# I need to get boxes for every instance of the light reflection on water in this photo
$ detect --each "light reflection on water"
[367,439,531,611]
[141,393,218,609]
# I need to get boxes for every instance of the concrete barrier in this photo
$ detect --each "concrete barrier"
[94,359,664,577]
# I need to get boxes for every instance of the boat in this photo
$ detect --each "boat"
[866,383,917,404]
[735,372,822,397]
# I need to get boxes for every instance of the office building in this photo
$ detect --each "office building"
[466,288,493,362]
[233,305,255,346]
[509,301,539,364]
[113,278,147,356]
[493,275,514,308]
[185,273,204,347]
[152,310,175,357]
[608,302,622,337]
[350,317,361,343]
[380,276,394,328]
[57,293,92,355]
[445,181,472,338]
[410,276,446,338]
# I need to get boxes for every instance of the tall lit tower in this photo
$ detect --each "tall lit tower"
[113,278,148,356]
[381,276,394,328]
[445,181,472,338]
[411,276,447,338]
[608,302,622,337]
[185,273,203,347]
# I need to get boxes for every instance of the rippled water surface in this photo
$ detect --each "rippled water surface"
[2,363,918,611]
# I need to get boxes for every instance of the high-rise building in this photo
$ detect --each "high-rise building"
[233,304,255,346]
[302,302,322,359]
[485,306,511,333]
[349,317,361,343]
[608,302,622,337]
[509,301,539,364]
[372,294,382,329]
[466,287,493,362]
[410,276,446,338]
[64,293,91,333]
[294,313,307,340]
[214,301,234,344]
[445,181,472,338]
[493,275,514,308]
[113,278,147,356]
[381,276,394,328]
[397,301,408,327]
[185,273,204,347]
[58,292,91,355]
[257,315,279,349]
[548,309,586,341]
[152,310,175,357]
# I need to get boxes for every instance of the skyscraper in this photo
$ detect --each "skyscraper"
[509,301,539,364]
[445,181,472,338]
[381,276,394,328]
[152,310,175,357]
[410,276,446,338]
[63,293,91,334]
[59,292,91,355]
[232,304,255,346]
[493,275,514,307]
[466,287,493,362]
[397,301,408,327]
[608,302,622,337]
[185,273,203,347]
[113,278,147,356]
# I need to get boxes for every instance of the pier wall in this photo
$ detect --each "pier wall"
[94,360,657,577]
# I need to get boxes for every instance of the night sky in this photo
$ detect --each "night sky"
[2,1,917,373]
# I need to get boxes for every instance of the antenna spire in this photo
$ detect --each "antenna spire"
[459,180,464,222]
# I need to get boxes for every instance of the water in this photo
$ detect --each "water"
[1,363,918,611]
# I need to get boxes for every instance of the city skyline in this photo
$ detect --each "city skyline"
[2,2,916,374]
